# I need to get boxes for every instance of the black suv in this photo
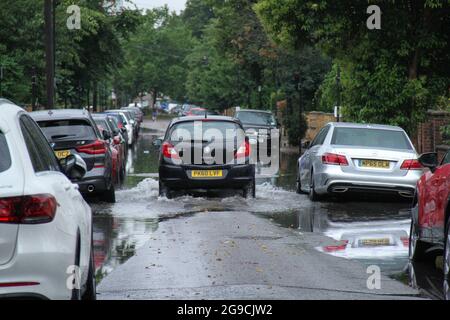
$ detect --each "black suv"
[31,109,116,203]
[156,116,255,198]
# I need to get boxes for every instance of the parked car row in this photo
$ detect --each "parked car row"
[0,99,143,299]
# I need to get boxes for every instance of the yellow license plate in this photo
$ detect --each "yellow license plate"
[191,170,223,178]
[360,238,390,246]
[360,159,390,168]
[55,150,71,159]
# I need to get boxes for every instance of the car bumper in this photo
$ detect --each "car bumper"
[160,164,255,190]
[77,169,109,194]
[314,165,422,197]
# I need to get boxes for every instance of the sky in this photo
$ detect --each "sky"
[130,0,187,13]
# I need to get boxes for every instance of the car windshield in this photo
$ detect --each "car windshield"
[0,132,11,173]
[38,119,97,141]
[331,127,413,150]
[170,121,244,142]
[236,111,276,126]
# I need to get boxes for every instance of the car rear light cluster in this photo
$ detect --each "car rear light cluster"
[0,194,57,224]
[400,159,422,170]
[76,140,107,155]
[162,142,180,159]
[235,140,250,159]
[322,153,349,166]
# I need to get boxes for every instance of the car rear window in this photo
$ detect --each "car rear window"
[38,119,97,142]
[236,111,276,126]
[0,132,12,173]
[331,127,413,150]
[169,121,244,142]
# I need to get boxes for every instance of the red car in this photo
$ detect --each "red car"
[410,151,450,281]
[186,108,206,116]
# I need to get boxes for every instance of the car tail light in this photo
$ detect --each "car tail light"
[0,282,40,287]
[323,240,349,252]
[0,194,57,224]
[235,140,250,159]
[76,140,107,155]
[322,153,349,166]
[400,159,422,170]
[162,142,180,159]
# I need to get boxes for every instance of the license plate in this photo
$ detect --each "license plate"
[360,238,391,246]
[191,170,223,178]
[55,150,71,159]
[360,159,390,169]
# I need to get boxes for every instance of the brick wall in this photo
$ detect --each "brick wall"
[416,110,450,154]
[305,112,336,142]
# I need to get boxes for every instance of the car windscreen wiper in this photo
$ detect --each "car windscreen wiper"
[51,134,77,140]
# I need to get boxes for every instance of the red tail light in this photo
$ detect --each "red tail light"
[0,194,57,224]
[235,140,250,159]
[162,142,180,159]
[400,159,422,170]
[322,153,349,166]
[76,140,107,155]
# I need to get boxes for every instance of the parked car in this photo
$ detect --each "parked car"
[235,109,280,164]
[0,100,95,300]
[186,107,206,116]
[31,109,116,203]
[102,111,129,147]
[105,114,128,162]
[156,116,256,198]
[409,151,450,283]
[105,110,134,146]
[92,114,125,185]
[297,123,422,201]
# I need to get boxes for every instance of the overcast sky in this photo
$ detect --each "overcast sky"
[130,0,186,12]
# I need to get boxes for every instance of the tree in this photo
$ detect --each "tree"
[256,0,450,133]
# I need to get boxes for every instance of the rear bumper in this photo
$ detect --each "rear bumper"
[77,169,109,194]
[314,165,421,197]
[160,164,255,190]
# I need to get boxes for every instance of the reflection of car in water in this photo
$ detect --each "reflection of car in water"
[409,151,450,286]
[297,123,422,201]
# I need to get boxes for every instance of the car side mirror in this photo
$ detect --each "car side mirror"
[60,154,87,180]
[102,129,111,140]
[418,152,438,173]
[153,138,163,147]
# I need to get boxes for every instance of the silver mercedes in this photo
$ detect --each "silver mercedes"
[297,123,423,201]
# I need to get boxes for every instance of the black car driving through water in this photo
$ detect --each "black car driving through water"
[157,116,256,199]
[31,109,116,203]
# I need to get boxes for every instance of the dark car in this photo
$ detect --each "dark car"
[31,109,116,203]
[156,116,255,199]
[234,109,280,164]
[410,151,450,284]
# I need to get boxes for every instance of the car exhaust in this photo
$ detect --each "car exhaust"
[332,187,348,193]
[87,185,95,193]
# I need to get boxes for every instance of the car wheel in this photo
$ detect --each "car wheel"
[409,220,431,261]
[82,248,97,300]
[159,181,172,199]
[444,218,450,281]
[102,182,116,203]
[308,170,320,202]
[243,178,256,199]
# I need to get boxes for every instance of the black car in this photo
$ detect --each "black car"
[234,109,280,164]
[31,109,116,203]
[156,116,255,199]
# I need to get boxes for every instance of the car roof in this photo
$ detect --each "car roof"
[328,122,405,131]
[236,109,273,114]
[30,108,92,121]
[0,99,26,132]
[170,115,241,127]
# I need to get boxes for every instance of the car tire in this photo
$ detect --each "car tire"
[243,178,256,199]
[71,236,81,300]
[159,181,172,199]
[102,182,116,203]
[82,248,97,300]
[444,218,450,281]
[308,170,320,202]
[409,221,432,261]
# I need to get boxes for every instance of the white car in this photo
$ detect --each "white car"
[0,100,95,300]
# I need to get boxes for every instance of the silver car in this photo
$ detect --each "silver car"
[297,123,423,201]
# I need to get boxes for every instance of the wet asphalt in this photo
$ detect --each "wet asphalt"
[90,119,446,300]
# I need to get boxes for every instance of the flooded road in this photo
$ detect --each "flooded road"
[90,119,446,300]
